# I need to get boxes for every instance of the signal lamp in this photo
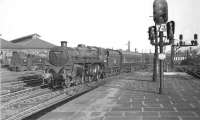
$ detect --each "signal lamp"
[179,34,183,46]
[167,21,175,41]
[194,34,198,40]
[179,34,183,40]
[148,26,157,41]
[194,34,198,45]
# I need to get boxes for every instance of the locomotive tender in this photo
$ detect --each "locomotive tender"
[42,41,122,89]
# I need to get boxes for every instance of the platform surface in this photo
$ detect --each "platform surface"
[37,72,200,120]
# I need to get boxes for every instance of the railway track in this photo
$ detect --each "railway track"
[176,65,200,79]
[1,78,42,86]
[1,88,50,106]
[2,83,26,90]
[0,86,41,101]
[2,81,25,86]
[186,70,200,79]
[1,90,60,120]
[1,77,110,120]
[0,77,42,96]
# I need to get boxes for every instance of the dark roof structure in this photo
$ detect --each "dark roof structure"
[11,33,56,49]
[0,38,23,49]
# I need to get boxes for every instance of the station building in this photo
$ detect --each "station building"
[0,38,23,65]
[10,33,56,57]
[0,33,56,66]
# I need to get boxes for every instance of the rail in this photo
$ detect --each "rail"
[2,77,112,120]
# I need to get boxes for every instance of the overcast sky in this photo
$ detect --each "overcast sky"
[1,0,200,52]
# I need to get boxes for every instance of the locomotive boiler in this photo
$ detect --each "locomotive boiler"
[42,41,122,89]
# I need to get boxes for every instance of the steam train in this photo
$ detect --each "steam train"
[42,41,123,89]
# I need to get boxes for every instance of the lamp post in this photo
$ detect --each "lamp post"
[148,0,174,94]
[171,34,198,69]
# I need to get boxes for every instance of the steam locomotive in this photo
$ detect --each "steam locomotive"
[42,41,122,89]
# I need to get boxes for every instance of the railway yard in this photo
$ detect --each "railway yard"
[0,68,109,120]
[1,0,200,120]
[0,66,200,120]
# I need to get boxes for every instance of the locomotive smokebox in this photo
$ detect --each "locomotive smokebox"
[153,0,168,24]
[61,41,68,47]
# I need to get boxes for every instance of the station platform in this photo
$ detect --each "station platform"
[37,72,200,120]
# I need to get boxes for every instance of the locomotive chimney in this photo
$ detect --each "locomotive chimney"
[61,41,67,47]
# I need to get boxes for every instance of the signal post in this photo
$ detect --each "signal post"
[148,0,175,94]
[171,34,198,70]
